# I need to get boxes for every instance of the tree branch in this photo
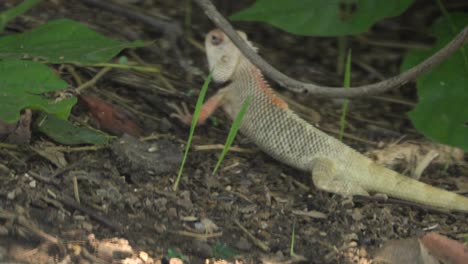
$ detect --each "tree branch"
[194,0,468,98]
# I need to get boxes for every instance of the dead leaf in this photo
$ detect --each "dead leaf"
[31,141,67,168]
[374,237,438,264]
[79,95,144,137]
[367,141,465,178]
[420,232,468,264]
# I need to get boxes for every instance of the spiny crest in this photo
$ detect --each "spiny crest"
[250,67,288,109]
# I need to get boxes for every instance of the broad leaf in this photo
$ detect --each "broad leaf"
[401,13,468,151]
[37,113,110,145]
[0,19,145,64]
[231,0,414,36]
[0,60,76,123]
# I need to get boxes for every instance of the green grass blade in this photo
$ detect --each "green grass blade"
[339,49,352,141]
[336,36,347,74]
[289,221,296,256]
[173,70,213,191]
[211,95,252,176]
[0,0,41,32]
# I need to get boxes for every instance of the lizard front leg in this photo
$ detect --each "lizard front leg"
[312,158,369,196]
[169,89,227,126]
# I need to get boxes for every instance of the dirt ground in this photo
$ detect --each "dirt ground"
[0,0,467,263]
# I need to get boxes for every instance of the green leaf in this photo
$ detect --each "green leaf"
[37,113,110,145]
[212,243,238,260]
[401,13,468,151]
[0,0,41,33]
[230,0,414,36]
[0,60,76,123]
[167,249,187,263]
[0,19,145,64]
[173,70,214,191]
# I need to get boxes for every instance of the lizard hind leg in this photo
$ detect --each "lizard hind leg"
[311,158,369,196]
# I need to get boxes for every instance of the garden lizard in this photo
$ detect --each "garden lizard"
[171,29,468,213]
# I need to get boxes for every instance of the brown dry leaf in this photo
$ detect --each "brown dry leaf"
[420,232,468,264]
[373,237,438,264]
[367,141,464,178]
[80,94,144,137]
[32,141,68,168]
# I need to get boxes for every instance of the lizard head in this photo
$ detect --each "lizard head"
[205,29,256,83]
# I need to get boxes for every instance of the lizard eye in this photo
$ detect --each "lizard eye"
[210,33,223,46]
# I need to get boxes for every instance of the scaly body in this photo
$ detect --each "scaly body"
[172,29,468,212]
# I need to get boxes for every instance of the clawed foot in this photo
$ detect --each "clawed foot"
[168,102,192,126]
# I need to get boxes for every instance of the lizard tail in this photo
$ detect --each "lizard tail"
[368,164,468,213]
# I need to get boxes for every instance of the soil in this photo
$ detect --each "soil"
[0,0,467,263]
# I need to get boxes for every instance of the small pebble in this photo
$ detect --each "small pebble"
[29,180,36,188]
[139,251,148,262]
[6,190,15,200]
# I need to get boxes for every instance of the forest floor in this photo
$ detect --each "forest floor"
[0,0,467,263]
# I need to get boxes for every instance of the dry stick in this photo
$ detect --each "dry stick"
[73,176,81,204]
[175,230,223,239]
[81,0,181,36]
[193,144,257,153]
[0,142,17,149]
[16,216,60,245]
[194,0,468,98]
[0,211,68,257]
[75,67,112,94]
[55,195,122,232]
[234,219,270,252]
[80,0,188,70]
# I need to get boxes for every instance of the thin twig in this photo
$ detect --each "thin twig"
[174,230,223,239]
[0,142,17,149]
[370,95,416,106]
[43,145,105,152]
[234,219,270,252]
[193,144,257,153]
[194,0,468,98]
[319,126,380,147]
[16,216,60,245]
[75,67,112,94]
[73,176,81,204]
[54,194,122,232]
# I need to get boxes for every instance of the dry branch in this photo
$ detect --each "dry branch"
[194,0,468,98]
